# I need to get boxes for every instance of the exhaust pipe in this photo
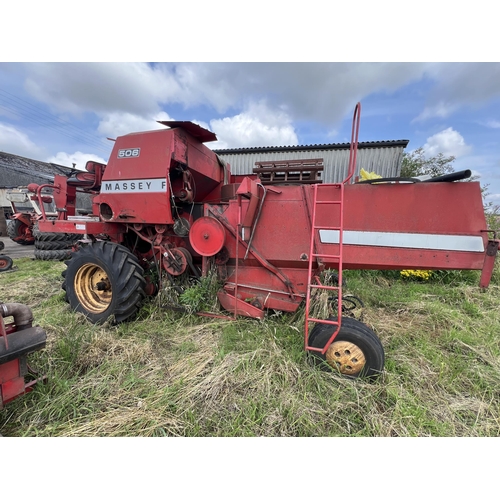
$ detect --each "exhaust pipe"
[422,170,472,183]
[0,302,34,331]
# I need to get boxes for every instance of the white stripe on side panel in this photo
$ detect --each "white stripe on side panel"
[101,178,167,193]
[319,230,484,252]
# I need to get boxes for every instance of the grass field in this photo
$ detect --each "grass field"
[1,257,500,437]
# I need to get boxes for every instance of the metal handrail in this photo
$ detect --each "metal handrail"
[343,102,361,185]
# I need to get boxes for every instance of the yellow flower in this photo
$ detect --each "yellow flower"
[400,269,432,280]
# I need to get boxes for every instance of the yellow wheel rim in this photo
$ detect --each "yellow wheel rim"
[74,263,112,314]
[326,340,366,375]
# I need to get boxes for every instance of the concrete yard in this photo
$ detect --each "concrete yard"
[0,236,35,260]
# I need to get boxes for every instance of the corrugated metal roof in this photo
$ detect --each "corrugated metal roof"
[213,139,409,155]
[0,151,75,188]
[215,140,409,184]
[0,152,91,209]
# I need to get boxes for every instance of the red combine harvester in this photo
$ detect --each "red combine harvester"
[1,303,46,409]
[31,103,499,378]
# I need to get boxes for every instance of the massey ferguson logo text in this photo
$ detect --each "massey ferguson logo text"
[118,148,140,158]
[102,178,167,193]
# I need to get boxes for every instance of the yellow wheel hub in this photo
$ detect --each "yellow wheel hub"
[326,340,366,375]
[74,263,112,314]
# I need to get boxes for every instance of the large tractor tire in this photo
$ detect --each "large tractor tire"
[7,219,34,245]
[33,222,80,260]
[308,316,384,379]
[34,248,73,261]
[63,241,146,324]
[32,223,80,244]
[35,240,74,251]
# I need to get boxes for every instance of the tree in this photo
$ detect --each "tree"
[400,147,455,178]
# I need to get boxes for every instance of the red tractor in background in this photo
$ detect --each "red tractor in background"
[29,104,499,378]
[5,188,56,246]
[0,236,14,272]
[6,188,80,261]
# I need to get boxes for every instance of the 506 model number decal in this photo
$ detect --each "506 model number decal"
[118,148,140,158]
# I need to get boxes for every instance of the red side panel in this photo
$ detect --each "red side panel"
[210,180,488,273]
[317,182,488,270]
[96,128,174,224]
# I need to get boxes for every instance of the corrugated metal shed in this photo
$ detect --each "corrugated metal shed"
[214,140,409,183]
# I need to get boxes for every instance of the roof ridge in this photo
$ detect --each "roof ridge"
[213,139,409,154]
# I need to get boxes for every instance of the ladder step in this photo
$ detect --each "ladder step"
[315,200,341,205]
[314,225,341,230]
[307,317,340,326]
[309,284,340,291]
[312,253,340,259]
[306,345,334,353]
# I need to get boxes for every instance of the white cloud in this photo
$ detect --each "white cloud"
[46,151,107,170]
[414,101,457,122]
[0,122,44,158]
[423,128,472,158]
[484,120,500,129]
[24,63,180,117]
[415,63,500,121]
[15,62,500,132]
[20,62,432,127]
[209,102,298,149]
[97,111,174,138]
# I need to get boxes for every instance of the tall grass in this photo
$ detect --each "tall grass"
[1,258,500,436]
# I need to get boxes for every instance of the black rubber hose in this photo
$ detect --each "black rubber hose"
[422,170,472,183]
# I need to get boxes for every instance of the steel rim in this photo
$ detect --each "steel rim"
[74,263,112,313]
[0,258,10,270]
[325,340,366,375]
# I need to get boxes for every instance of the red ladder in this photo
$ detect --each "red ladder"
[304,102,361,355]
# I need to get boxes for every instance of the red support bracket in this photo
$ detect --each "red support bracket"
[480,239,499,289]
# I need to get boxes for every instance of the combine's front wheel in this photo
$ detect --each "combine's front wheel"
[308,317,384,379]
[63,241,146,324]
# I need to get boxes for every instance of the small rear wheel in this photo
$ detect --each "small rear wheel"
[308,317,384,379]
[0,255,13,272]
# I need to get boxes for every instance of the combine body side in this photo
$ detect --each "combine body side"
[315,181,488,271]
[201,179,493,315]
[27,103,499,378]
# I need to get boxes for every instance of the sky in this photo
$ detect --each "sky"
[0,62,499,204]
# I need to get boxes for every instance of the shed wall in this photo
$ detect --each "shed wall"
[217,146,405,183]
